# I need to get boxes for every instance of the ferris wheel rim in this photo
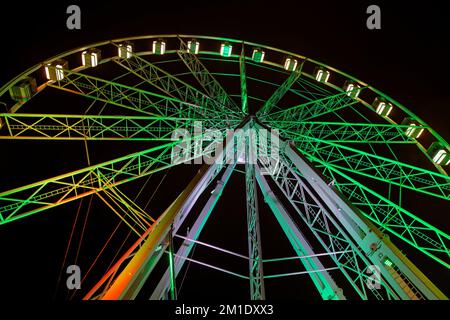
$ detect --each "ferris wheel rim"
[0,36,448,236]
[1,34,448,161]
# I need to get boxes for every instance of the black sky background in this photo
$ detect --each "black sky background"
[0,0,449,304]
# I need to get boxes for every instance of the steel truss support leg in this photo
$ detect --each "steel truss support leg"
[85,125,248,300]
[150,162,237,299]
[254,165,345,300]
[281,141,447,300]
[254,130,391,299]
[95,162,222,299]
[245,126,266,300]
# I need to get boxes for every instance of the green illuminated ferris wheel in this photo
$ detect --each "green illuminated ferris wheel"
[0,35,449,300]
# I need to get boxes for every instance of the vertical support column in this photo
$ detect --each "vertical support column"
[239,44,248,115]
[168,224,177,300]
[245,121,265,300]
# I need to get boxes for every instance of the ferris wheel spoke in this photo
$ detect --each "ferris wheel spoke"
[177,37,242,116]
[256,61,304,117]
[297,75,334,95]
[46,67,226,126]
[295,136,450,200]
[95,184,153,237]
[245,58,332,103]
[294,141,450,265]
[0,113,230,141]
[288,76,334,103]
[277,122,422,144]
[110,43,239,121]
[239,46,249,115]
[0,137,214,225]
[261,90,362,123]
[316,165,450,269]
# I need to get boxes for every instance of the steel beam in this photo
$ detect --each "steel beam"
[0,133,218,225]
[150,161,238,299]
[255,165,345,300]
[261,91,360,123]
[282,140,447,299]
[95,181,154,236]
[245,123,265,299]
[295,135,450,201]
[273,121,423,144]
[257,62,304,116]
[258,150,397,299]
[46,66,227,128]
[111,43,237,122]
[0,113,232,141]
[239,46,248,114]
[177,38,242,116]
[86,122,248,299]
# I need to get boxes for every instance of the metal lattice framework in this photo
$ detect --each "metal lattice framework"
[0,35,449,300]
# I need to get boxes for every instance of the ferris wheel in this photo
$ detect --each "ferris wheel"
[0,35,449,300]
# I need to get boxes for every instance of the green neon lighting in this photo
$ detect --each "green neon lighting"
[220,43,232,57]
[187,40,200,54]
[384,258,394,267]
[252,49,265,63]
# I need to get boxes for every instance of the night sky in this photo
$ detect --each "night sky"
[0,0,449,304]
